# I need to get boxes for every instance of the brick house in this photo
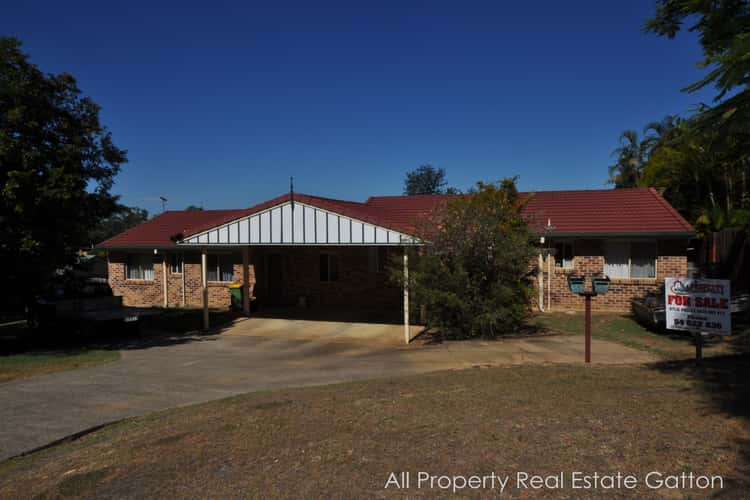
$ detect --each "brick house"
[99,188,694,337]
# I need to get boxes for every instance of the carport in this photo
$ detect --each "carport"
[175,192,419,343]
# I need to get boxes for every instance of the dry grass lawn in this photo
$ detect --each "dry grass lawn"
[1,359,749,498]
[534,312,748,360]
[0,350,120,383]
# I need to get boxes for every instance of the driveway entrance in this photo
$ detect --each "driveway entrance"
[0,319,653,461]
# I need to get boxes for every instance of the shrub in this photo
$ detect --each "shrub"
[393,178,536,339]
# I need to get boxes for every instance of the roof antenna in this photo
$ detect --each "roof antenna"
[290,176,294,210]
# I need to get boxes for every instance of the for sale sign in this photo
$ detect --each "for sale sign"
[665,278,731,335]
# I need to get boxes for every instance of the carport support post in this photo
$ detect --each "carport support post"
[202,249,209,331]
[242,247,250,317]
[403,247,409,344]
[162,252,168,308]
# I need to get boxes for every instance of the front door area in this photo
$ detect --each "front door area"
[267,253,285,305]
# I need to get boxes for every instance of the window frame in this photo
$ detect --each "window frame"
[207,254,234,283]
[603,240,658,279]
[319,252,339,283]
[554,241,575,269]
[169,253,184,275]
[126,254,155,281]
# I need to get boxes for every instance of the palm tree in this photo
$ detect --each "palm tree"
[608,130,649,188]
[643,115,682,148]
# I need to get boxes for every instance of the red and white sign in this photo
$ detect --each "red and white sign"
[665,277,731,336]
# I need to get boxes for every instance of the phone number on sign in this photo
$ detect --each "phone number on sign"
[672,318,723,330]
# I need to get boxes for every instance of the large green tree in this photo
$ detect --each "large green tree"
[645,0,750,138]
[394,178,535,339]
[641,116,750,234]
[0,37,126,307]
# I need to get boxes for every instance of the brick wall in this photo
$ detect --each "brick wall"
[108,250,255,309]
[110,239,688,314]
[252,247,401,317]
[532,239,688,312]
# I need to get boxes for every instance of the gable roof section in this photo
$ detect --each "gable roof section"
[180,193,399,238]
[98,188,694,248]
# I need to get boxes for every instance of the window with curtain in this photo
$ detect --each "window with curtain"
[554,242,574,268]
[207,255,234,282]
[631,242,657,278]
[604,241,656,279]
[127,254,154,280]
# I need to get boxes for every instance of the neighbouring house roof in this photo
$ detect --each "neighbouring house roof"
[97,187,694,249]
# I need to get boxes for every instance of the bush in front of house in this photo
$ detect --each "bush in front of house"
[395,178,536,339]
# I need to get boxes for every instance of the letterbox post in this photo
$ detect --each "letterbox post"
[585,293,592,364]
[568,275,608,365]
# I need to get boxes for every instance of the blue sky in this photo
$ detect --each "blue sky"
[4,1,715,214]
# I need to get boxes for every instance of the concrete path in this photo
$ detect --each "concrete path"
[0,318,653,461]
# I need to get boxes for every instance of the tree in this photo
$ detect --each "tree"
[641,117,750,234]
[645,1,750,138]
[185,205,203,211]
[0,37,126,306]
[403,164,458,195]
[607,130,650,188]
[88,205,148,246]
[392,178,536,339]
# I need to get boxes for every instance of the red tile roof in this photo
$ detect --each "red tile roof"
[519,188,694,236]
[98,188,693,248]
[97,209,247,248]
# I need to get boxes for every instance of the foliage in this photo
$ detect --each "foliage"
[604,1,750,233]
[392,178,536,338]
[645,0,750,138]
[185,204,203,211]
[88,205,148,246]
[636,114,749,234]
[607,130,649,188]
[403,164,459,195]
[0,37,126,306]
[607,116,682,189]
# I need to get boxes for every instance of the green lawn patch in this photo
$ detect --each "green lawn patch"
[0,350,120,383]
[1,361,748,497]
[532,312,737,360]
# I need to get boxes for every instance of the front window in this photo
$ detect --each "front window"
[554,242,574,269]
[604,241,656,278]
[170,253,183,274]
[320,253,339,282]
[207,255,234,282]
[127,254,154,280]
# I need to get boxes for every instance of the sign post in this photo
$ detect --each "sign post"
[664,277,731,365]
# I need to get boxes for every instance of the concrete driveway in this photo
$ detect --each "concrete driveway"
[0,318,653,461]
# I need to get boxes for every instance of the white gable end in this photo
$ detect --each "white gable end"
[179,201,417,246]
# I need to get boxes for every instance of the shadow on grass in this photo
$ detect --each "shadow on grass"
[649,352,750,493]
[415,322,550,345]
[0,309,238,356]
